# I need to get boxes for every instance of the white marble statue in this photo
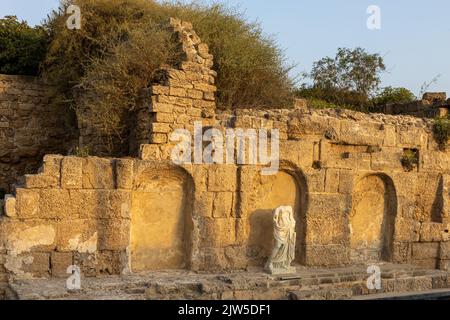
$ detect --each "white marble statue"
[265,206,297,275]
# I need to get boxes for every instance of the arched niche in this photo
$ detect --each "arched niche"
[247,166,307,266]
[350,174,397,263]
[130,166,193,272]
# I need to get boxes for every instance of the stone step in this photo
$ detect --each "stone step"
[7,265,450,300]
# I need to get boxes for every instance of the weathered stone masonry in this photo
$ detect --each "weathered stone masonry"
[0,19,450,296]
[0,75,76,195]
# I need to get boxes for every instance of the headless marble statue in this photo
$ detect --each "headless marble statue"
[265,206,297,275]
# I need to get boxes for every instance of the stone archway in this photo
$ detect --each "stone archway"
[130,167,193,272]
[247,169,307,266]
[350,174,397,263]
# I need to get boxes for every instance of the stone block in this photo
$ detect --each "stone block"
[115,159,134,190]
[338,170,354,194]
[51,252,73,278]
[420,222,444,242]
[200,218,236,248]
[383,125,396,147]
[212,192,234,218]
[340,120,384,146]
[306,212,349,246]
[150,102,174,114]
[325,169,339,193]
[39,189,73,219]
[193,192,213,218]
[437,240,450,261]
[21,252,50,278]
[169,87,187,97]
[25,174,59,189]
[207,165,237,192]
[398,127,427,149]
[150,133,168,144]
[412,242,440,260]
[41,155,63,178]
[307,193,351,217]
[154,113,174,123]
[56,219,98,253]
[411,259,438,269]
[61,157,83,189]
[140,144,161,161]
[392,242,412,264]
[371,148,404,171]
[16,189,40,219]
[395,218,420,242]
[97,219,130,251]
[151,85,169,95]
[82,157,114,189]
[422,151,450,171]
[303,245,350,266]
[4,194,16,218]
[151,123,171,134]
[306,170,325,193]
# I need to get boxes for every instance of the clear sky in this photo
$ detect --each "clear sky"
[1,0,449,96]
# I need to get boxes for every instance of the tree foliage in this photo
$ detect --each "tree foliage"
[310,47,386,97]
[0,16,47,75]
[371,86,416,106]
[39,0,295,154]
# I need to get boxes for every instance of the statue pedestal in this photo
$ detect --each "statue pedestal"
[266,266,297,275]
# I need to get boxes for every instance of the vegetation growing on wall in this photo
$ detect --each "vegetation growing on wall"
[371,86,416,106]
[0,16,47,75]
[38,0,295,155]
[401,149,419,172]
[433,116,450,150]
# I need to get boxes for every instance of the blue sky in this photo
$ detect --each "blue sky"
[1,0,449,96]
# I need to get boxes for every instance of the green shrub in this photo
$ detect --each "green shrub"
[295,85,368,111]
[401,149,419,172]
[433,117,450,150]
[41,0,295,154]
[371,86,416,106]
[0,16,47,75]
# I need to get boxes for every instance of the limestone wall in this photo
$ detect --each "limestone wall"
[1,105,449,280]
[1,19,450,286]
[0,75,76,194]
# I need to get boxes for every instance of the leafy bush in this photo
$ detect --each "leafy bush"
[41,0,295,154]
[401,149,419,172]
[433,117,450,150]
[295,85,368,111]
[0,16,47,75]
[371,87,416,106]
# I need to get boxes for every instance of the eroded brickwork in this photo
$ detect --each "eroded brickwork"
[0,75,76,194]
[0,19,450,298]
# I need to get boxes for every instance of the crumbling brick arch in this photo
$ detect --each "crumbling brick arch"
[130,163,194,272]
[350,173,397,263]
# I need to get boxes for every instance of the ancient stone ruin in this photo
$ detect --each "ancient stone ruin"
[0,18,449,300]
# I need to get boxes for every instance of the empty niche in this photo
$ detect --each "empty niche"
[130,168,193,272]
[350,174,397,263]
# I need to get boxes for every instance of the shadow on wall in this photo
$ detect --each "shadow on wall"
[431,176,444,224]
[130,166,194,272]
[248,168,308,267]
[350,174,397,264]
